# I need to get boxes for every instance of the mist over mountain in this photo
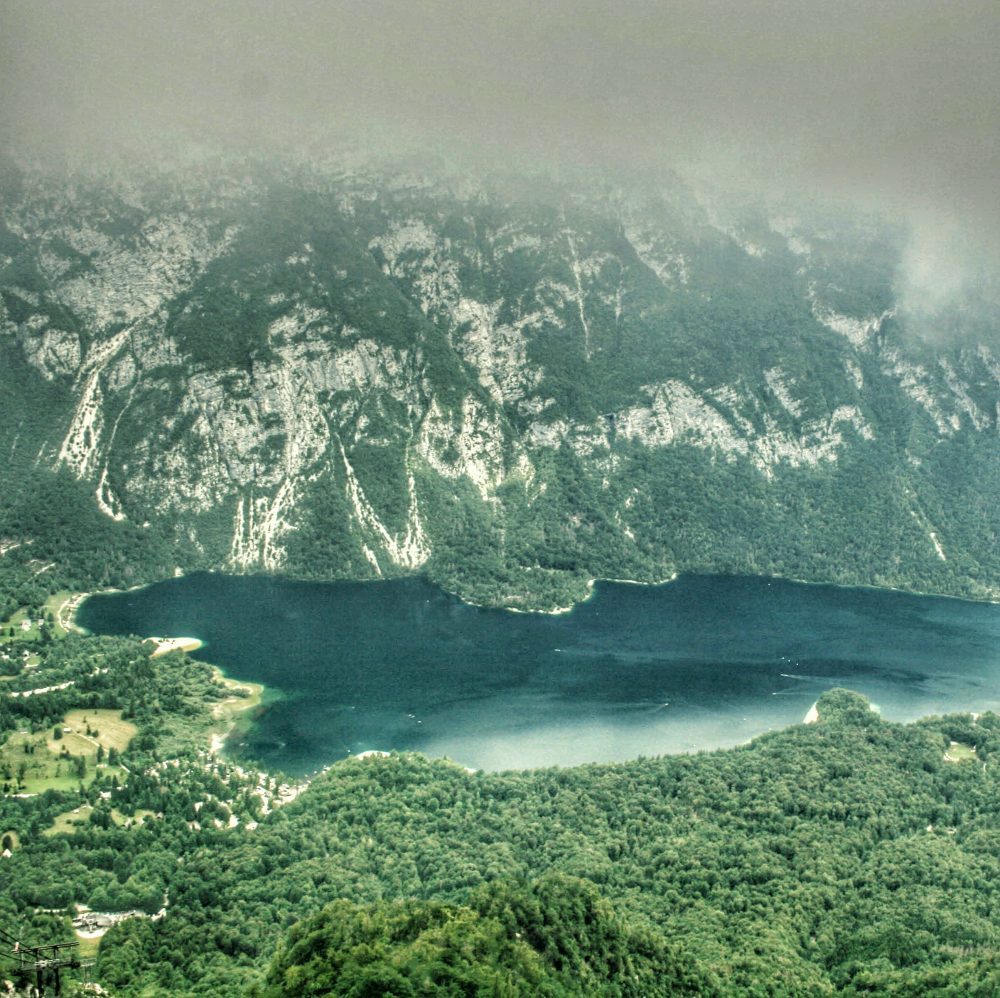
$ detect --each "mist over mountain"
[3,0,1000,602]
[3,0,999,287]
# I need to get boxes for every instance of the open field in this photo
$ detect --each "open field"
[44,806,157,837]
[56,709,137,753]
[44,804,94,836]
[76,932,102,960]
[1,709,135,794]
[945,741,978,763]
[0,606,41,643]
[0,591,82,648]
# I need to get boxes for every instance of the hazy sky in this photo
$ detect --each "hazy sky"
[2,0,999,273]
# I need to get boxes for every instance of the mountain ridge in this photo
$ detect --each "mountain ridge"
[3,151,999,609]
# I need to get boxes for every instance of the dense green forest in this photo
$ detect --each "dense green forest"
[254,876,716,997]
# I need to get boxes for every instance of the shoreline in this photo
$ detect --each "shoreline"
[54,592,89,635]
[504,574,681,616]
[62,589,264,761]
[772,572,1000,608]
[66,580,162,637]
[65,568,1000,630]
[444,569,1000,616]
[207,666,266,761]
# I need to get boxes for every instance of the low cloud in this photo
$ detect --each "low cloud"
[3,0,999,307]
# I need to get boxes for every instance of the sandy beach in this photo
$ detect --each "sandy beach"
[148,636,204,658]
[55,592,89,634]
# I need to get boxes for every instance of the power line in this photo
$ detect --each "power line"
[1,924,93,997]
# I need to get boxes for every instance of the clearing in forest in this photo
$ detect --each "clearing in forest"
[944,740,977,763]
[44,805,156,837]
[0,708,135,794]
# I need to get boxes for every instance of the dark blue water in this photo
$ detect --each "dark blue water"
[76,574,1000,774]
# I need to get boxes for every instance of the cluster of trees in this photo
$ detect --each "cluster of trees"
[255,874,715,997]
[0,632,226,763]
[0,469,178,598]
[0,598,261,966]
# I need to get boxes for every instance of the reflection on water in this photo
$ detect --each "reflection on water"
[78,573,1000,774]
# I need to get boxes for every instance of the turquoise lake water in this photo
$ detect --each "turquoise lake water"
[76,573,1000,774]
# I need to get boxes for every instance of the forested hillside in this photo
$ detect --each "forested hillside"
[2,151,1000,610]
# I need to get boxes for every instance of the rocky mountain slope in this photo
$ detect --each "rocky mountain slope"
[2,151,999,608]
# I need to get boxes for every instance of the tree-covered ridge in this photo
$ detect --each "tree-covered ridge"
[2,152,1000,611]
[256,875,716,997]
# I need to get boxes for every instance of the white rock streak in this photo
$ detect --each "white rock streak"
[451,298,542,405]
[885,351,958,435]
[57,327,133,479]
[417,397,510,501]
[939,358,988,431]
[764,368,804,419]
[229,478,298,572]
[813,300,894,349]
[531,379,877,476]
[565,231,592,361]
[338,439,429,570]
[929,531,947,561]
[20,327,81,379]
[910,509,947,562]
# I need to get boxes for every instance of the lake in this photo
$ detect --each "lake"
[76,573,1000,775]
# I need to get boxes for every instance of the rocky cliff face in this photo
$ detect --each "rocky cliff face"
[2,153,999,607]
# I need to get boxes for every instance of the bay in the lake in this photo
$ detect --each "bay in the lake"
[76,573,1000,775]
